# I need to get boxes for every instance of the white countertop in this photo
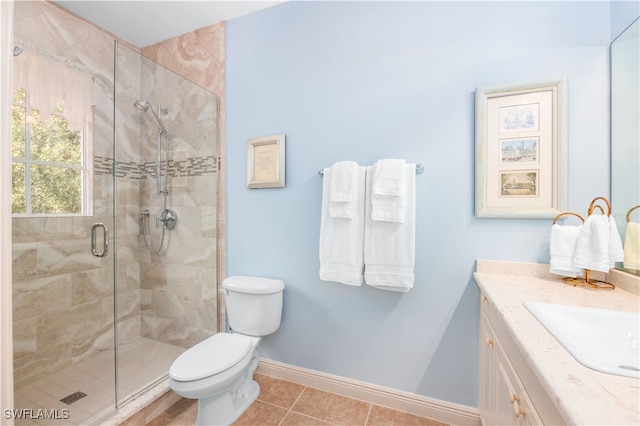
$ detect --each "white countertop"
[474,260,639,426]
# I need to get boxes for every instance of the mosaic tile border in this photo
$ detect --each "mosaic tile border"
[94,155,219,178]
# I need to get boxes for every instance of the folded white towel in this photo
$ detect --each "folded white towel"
[549,223,583,278]
[319,166,366,285]
[608,216,624,268]
[329,161,359,218]
[364,164,416,292]
[624,221,640,270]
[371,159,407,223]
[573,214,611,273]
[373,159,406,196]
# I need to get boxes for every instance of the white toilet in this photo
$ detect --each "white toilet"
[168,275,285,426]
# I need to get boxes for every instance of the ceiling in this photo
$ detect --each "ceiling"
[53,1,284,47]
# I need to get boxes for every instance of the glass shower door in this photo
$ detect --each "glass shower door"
[112,41,178,404]
[11,2,118,420]
[113,41,219,406]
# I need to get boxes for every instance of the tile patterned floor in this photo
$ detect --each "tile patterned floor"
[148,373,449,426]
[14,338,184,425]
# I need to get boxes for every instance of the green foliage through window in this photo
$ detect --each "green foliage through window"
[11,89,85,215]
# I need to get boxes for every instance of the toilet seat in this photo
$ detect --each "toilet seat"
[169,333,252,382]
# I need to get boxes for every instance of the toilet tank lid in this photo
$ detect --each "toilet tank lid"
[222,275,285,294]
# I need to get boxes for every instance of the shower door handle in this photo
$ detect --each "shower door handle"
[91,223,109,257]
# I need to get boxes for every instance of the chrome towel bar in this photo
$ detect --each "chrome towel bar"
[318,163,424,178]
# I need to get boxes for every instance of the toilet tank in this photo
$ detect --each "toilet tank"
[222,276,285,337]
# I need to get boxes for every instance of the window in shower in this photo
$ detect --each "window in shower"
[11,88,91,215]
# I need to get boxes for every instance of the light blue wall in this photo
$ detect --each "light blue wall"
[226,1,612,407]
[611,0,640,39]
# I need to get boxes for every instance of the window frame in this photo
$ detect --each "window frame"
[11,89,92,217]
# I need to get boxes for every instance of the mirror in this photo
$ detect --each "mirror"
[611,18,639,274]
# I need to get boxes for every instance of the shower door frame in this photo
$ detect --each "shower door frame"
[1,0,16,416]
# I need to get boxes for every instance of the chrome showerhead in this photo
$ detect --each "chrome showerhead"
[134,99,166,133]
[13,46,23,57]
[134,99,150,112]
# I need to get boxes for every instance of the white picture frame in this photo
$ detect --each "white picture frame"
[247,134,285,189]
[475,78,568,218]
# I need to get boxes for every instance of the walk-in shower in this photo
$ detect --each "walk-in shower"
[12,5,219,421]
[135,99,177,254]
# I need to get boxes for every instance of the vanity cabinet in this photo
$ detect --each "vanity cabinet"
[474,263,640,425]
[479,294,564,426]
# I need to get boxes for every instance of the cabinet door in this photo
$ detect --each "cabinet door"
[495,359,520,425]
[517,390,543,426]
[479,293,553,426]
[479,312,495,423]
[496,344,543,426]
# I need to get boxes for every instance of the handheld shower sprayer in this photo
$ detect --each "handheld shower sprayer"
[134,99,166,133]
[135,100,177,254]
[135,99,169,195]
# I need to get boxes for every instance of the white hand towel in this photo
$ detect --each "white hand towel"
[573,214,611,273]
[624,221,640,270]
[549,223,583,278]
[373,159,406,196]
[364,164,416,292]
[608,215,624,268]
[319,166,366,285]
[371,159,407,223]
[329,161,359,219]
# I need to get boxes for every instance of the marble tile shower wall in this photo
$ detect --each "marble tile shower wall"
[12,216,117,389]
[140,23,227,329]
[135,52,219,349]
[11,1,219,388]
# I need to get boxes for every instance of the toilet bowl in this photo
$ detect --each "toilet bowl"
[168,276,284,426]
[169,333,261,425]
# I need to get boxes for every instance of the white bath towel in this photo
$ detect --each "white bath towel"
[549,223,583,278]
[371,159,407,223]
[624,221,640,270]
[364,164,416,292]
[573,214,612,273]
[329,161,359,219]
[319,165,366,285]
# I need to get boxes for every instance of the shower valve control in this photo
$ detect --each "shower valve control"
[160,208,178,230]
[142,208,177,230]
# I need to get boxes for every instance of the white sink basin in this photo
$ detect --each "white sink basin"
[524,302,640,379]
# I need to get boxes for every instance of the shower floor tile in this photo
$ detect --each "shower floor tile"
[14,337,184,426]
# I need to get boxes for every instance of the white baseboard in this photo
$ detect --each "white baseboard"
[257,358,480,426]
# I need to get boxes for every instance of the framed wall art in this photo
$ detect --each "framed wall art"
[247,134,285,189]
[475,78,568,218]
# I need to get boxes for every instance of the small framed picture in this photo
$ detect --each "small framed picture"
[499,170,538,197]
[475,78,568,218]
[247,134,285,189]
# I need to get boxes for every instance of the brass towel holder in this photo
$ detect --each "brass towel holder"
[627,205,640,222]
[552,196,615,290]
